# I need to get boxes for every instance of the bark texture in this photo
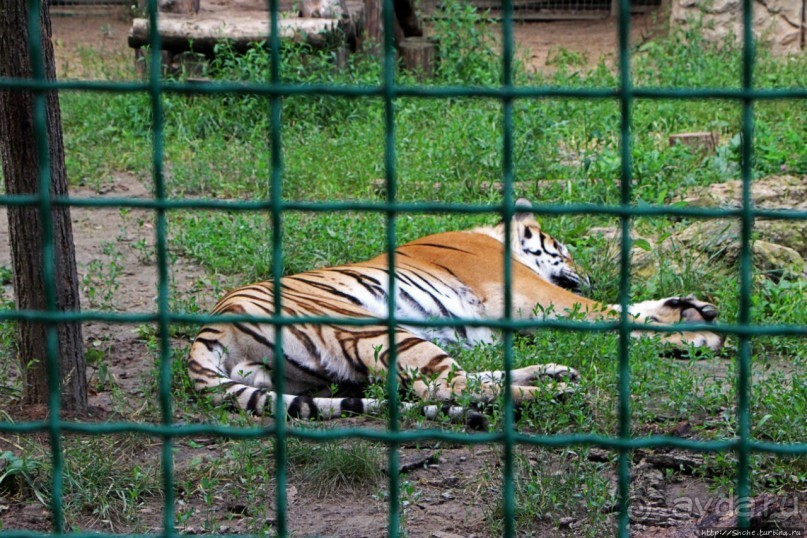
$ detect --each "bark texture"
[0,0,86,411]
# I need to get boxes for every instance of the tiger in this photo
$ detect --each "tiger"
[188,199,724,425]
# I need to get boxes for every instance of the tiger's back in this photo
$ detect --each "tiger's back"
[188,201,723,421]
[189,230,518,415]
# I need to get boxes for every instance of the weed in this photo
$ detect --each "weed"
[119,208,154,265]
[84,338,113,392]
[286,435,385,496]
[0,450,46,503]
[431,0,500,85]
[1,435,161,531]
[81,240,124,311]
[484,448,616,536]
[0,291,21,402]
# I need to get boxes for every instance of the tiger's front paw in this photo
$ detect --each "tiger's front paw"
[512,363,580,385]
[631,295,725,353]
[661,295,719,324]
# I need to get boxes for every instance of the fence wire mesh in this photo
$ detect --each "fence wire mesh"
[1,0,806,536]
[422,0,663,21]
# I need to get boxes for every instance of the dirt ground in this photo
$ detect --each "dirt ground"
[1,6,804,538]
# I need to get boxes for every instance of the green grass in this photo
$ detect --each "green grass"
[1,435,162,532]
[0,280,20,402]
[484,448,617,536]
[286,436,385,496]
[2,3,805,533]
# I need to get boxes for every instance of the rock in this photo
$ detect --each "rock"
[679,175,807,212]
[677,176,807,256]
[592,220,765,278]
[677,219,739,253]
[629,462,691,527]
[756,220,807,257]
[697,493,782,528]
[631,220,804,280]
[630,239,709,280]
[752,240,804,279]
[626,176,807,278]
[670,0,805,54]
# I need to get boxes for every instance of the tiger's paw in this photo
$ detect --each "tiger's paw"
[631,295,725,353]
[512,363,580,385]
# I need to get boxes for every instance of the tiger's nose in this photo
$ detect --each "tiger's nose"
[574,274,592,294]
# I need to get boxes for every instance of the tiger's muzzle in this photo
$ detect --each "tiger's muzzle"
[551,268,591,294]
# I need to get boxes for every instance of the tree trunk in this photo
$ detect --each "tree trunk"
[0,0,87,412]
[363,0,382,55]
[399,36,436,80]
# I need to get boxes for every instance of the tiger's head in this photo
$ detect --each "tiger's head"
[478,199,589,293]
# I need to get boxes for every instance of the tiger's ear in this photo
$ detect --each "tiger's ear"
[514,198,535,222]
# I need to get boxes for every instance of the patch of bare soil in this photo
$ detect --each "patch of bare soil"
[0,175,209,409]
[510,13,665,73]
[50,6,133,79]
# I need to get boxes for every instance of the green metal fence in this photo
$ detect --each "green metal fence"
[1,0,807,536]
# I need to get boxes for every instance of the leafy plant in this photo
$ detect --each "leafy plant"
[0,450,46,503]
[81,241,124,311]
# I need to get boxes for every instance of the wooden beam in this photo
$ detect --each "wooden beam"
[128,15,347,53]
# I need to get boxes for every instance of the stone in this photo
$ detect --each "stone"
[677,176,807,255]
[592,176,805,279]
[670,0,805,54]
[756,220,807,256]
[627,220,804,280]
[710,0,740,14]
[679,175,806,210]
[752,240,804,278]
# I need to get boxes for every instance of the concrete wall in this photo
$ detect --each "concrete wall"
[670,0,806,54]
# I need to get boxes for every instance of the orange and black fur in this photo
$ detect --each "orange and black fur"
[188,199,723,422]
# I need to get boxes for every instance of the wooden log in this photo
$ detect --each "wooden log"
[361,0,421,52]
[669,131,719,154]
[158,0,199,15]
[338,0,364,51]
[399,36,436,79]
[128,15,345,54]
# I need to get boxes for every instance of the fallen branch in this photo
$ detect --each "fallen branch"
[385,452,439,474]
